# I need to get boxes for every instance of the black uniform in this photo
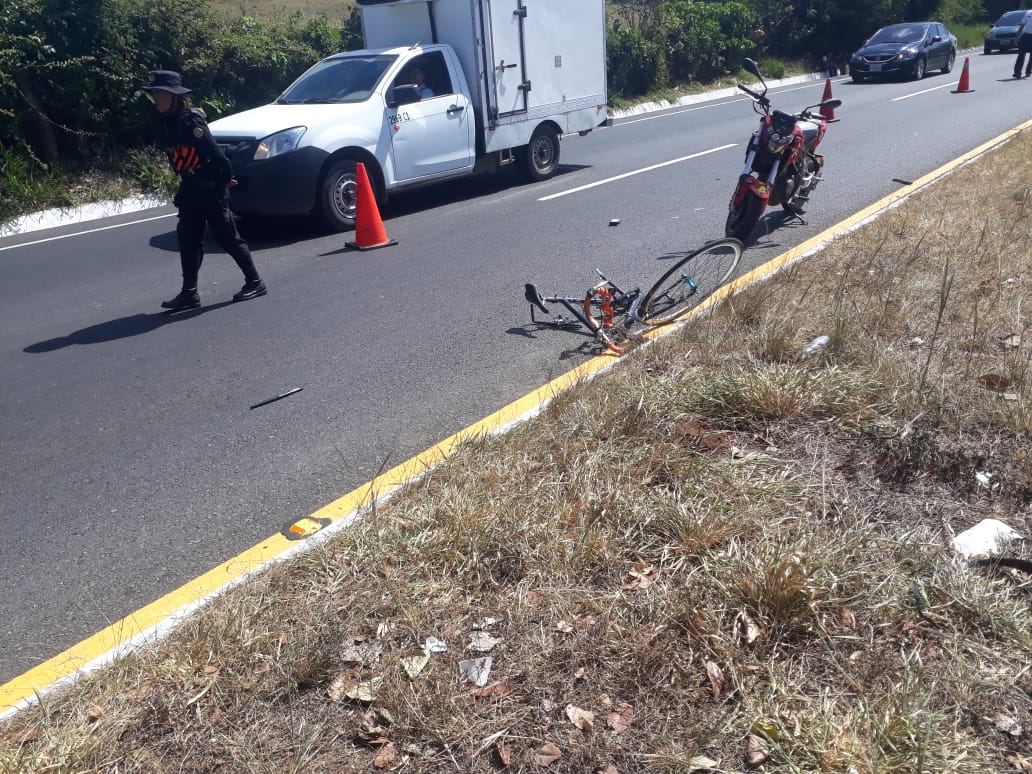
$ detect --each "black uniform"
[161,106,261,299]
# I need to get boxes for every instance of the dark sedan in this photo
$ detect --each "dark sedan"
[850,22,958,81]
[985,10,1026,54]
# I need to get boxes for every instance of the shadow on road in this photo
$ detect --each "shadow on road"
[23,302,234,352]
[147,216,328,253]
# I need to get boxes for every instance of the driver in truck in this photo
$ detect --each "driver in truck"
[402,64,434,99]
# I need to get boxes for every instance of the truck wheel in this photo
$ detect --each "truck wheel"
[316,159,360,232]
[519,126,560,181]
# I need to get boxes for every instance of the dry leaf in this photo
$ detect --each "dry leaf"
[356,709,390,743]
[566,704,595,731]
[988,712,1024,737]
[339,640,385,666]
[469,631,502,652]
[838,606,858,631]
[979,373,1013,392]
[624,563,660,589]
[701,433,733,453]
[594,766,619,774]
[373,740,397,769]
[705,661,727,699]
[555,620,574,633]
[201,664,219,675]
[674,417,705,439]
[1007,753,1032,772]
[473,681,512,699]
[746,734,770,767]
[327,672,352,703]
[736,610,763,644]
[606,703,634,733]
[688,755,719,771]
[86,705,105,723]
[346,679,379,703]
[6,727,43,744]
[1001,334,1022,349]
[329,674,380,703]
[496,741,511,766]
[123,682,154,703]
[574,667,588,680]
[400,650,431,679]
[534,742,563,766]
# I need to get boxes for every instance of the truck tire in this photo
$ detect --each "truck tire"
[518,125,560,181]
[316,159,360,232]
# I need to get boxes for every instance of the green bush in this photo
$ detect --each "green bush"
[607,23,668,98]
[660,1,755,84]
[761,57,788,79]
[0,145,68,222]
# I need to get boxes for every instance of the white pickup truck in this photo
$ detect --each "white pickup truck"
[209,0,608,231]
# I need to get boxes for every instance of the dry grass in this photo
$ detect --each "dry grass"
[2,130,1030,773]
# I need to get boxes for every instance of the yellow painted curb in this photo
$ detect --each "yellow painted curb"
[0,357,612,715]
[3,117,1030,717]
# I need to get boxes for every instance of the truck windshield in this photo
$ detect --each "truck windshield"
[276,54,398,104]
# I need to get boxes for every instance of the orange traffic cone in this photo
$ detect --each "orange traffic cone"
[345,162,397,250]
[951,57,974,93]
[819,78,835,120]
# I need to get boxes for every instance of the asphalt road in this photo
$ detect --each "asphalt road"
[2,50,1028,684]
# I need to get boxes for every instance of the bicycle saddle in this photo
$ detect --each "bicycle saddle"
[524,283,551,315]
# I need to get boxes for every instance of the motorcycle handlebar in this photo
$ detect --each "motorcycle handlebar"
[737,83,770,107]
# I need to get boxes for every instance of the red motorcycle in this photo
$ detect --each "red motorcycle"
[725,58,842,241]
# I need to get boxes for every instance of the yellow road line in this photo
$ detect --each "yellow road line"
[0,358,613,715]
[3,117,1031,717]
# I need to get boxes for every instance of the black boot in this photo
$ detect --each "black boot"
[232,279,267,302]
[161,288,200,311]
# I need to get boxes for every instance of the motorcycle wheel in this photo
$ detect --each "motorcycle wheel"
[725,189,765,241]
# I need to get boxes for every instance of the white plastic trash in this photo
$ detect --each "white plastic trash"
[951,518,1024,560]
[797,335,830,359]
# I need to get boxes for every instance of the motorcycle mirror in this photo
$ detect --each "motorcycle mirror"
[822,99,842,109]
[742,58,761,78]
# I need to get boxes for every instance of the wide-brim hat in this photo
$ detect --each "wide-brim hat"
[142,70,192,95]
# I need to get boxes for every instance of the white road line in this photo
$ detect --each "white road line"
[537,144,737,201]
[618,99,752,125]
[891,81,957,100]
[0,213,175,252]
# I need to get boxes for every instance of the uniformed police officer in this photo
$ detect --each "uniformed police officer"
[143,70,266,311]
[1015,9,1032,79]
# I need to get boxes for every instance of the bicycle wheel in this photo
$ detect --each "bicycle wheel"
[640,238,743,325]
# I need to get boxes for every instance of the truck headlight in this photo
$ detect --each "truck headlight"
[253,127,306,161]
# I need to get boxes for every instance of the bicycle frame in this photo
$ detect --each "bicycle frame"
[524,270,644,353]
[522,238,745,355]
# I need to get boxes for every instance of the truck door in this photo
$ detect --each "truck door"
[486,0,528,117]
[388,53,475,182]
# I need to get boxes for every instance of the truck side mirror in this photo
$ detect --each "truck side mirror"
[388,85,422,108]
